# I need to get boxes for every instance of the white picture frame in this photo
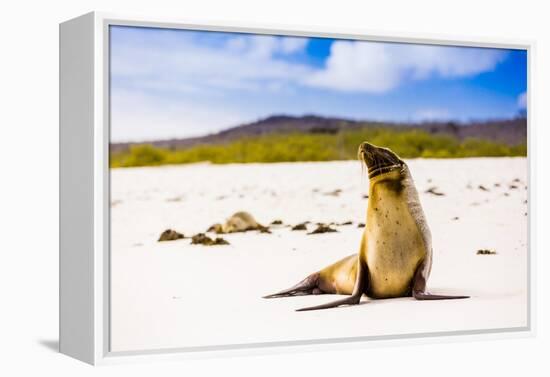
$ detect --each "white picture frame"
[59,11,536,365]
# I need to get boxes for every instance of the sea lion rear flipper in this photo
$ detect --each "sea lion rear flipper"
[295,258,367,311]
[413,292,469,300]
[412,259,469,300]
[263,272,321,299]
[295,294,362,311]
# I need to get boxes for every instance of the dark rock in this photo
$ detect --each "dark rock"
[191,233,229,246]
[213,237,230,245]
[324,189,342,197]
[292,223,308,231]
[308,224,338,234]
[477,249,497,255]
[257,225,272,234]
[158,229,185,242]
[191,233,210,244]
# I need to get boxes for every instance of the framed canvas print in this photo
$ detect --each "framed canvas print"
[59,12,534,365]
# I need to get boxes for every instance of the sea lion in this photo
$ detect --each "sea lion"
[208,211,270,234]
[264,142,468,311]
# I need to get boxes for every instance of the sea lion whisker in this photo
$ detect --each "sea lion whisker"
[368,164,402,179]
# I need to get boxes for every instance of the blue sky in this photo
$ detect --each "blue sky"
[110,25,527,142]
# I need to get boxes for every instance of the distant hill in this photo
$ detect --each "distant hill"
[110,115,527,153]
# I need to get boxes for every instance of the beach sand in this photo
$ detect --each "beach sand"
[110,158,528,352]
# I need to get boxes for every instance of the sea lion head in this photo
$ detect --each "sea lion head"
[358,142,405,180]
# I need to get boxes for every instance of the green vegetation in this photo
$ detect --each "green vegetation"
[110,128,527,168]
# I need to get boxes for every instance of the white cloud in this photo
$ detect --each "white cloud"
[111,34,312,96]
[305,41,507,92]
[225,35,308,57]
[242,35,280,60]
[517,91,527,109]
[279,37,308,54]
[305,42,399,92]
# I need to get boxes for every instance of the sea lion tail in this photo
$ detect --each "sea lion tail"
[262,273,320,299]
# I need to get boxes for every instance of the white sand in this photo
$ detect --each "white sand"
[110,158,528,352]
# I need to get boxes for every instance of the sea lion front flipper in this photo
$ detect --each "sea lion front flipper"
[295,258,367,311]
[412,259,469,300]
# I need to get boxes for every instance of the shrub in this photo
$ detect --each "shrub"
[110,128,527,168]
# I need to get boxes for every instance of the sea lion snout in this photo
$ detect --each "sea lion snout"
[359,141,374,152]
[358,142,404,178]
[359,141,376,156]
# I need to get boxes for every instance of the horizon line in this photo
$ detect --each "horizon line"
[110,112,527,145]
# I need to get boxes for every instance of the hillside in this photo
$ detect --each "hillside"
[110,115,527,154]
[110,115,527,167]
